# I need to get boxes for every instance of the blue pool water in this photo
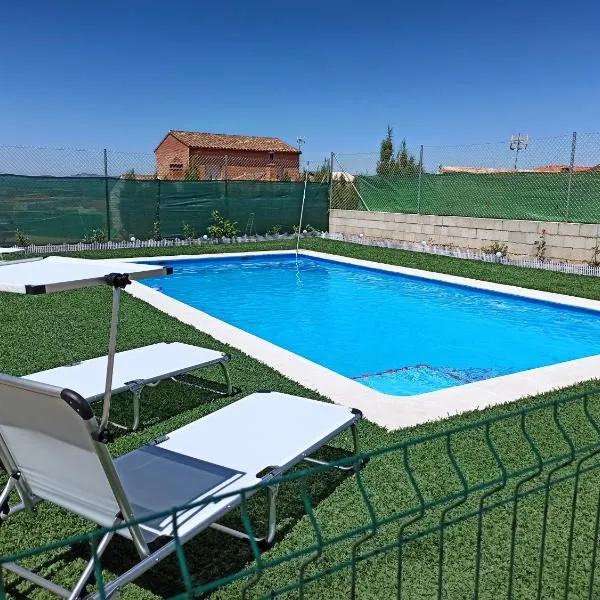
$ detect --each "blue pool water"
[142,254,600,395]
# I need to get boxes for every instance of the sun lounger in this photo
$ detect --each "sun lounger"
[0,255,174,433]
[24,342,233,430]
[0,247,24,261]
[0,373,361,599]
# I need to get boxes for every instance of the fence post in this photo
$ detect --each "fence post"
[417,144,424,214]
[103,149,111,240]
[156,177,161,226]
[224,155,229,219]
[328,152,335,211]
[565,131,577,222]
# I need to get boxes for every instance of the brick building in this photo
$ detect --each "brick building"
[155,130,301,181]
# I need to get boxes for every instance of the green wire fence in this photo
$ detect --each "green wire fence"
[3,388,600,598]
[332,132,600,223]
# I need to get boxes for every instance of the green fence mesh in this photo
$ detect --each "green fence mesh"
[352,172,600,222]
[2,388,600,599]
[0,175,109,243]
[0,175,329,244]
[332,133,600,223]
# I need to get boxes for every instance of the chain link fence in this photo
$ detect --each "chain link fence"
[0,146,328,244]
[333,132,600,223]
[4,133,600,245]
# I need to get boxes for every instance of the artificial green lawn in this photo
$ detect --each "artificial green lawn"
[1,239,600,599]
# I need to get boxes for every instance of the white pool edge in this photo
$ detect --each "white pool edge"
[120,250,600,430]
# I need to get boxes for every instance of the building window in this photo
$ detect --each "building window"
[169,163,183,171]
[269,152,274,162]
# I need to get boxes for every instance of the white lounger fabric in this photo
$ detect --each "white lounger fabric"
[0,247,24,260]
[0,377,123,529]
[162,391,354,483]
[24,342,228,401]
[0,375,357,538]
[135,391,358,537]
[0,256,168,294]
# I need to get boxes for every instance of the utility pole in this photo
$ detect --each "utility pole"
[510,133,528,171]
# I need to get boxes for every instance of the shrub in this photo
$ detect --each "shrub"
[15,229,31,247]
[182,222,196,239]
[590,240,600,266]
[534,229,547,261]
[292,224,312,235]
[331,177,360,210]
[268,224,282,235]
[481,241,508,256]
[83,228,108,244]
[151,221,161,241]
[207,211,239,238]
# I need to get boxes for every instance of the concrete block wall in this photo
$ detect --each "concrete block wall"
[329,210,600,264]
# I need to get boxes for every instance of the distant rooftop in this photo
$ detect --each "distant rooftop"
[439,164,600,174]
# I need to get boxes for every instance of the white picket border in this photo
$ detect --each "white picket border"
[325,232,600,276]
[7,231,600,277]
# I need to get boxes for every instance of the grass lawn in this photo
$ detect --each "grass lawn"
[1,239,600,599]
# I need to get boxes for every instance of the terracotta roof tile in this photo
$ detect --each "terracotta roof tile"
[533,164,600,172]
[168,130,300,153]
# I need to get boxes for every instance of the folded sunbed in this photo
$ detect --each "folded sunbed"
[24,342,232,430]
[0,373,361,599]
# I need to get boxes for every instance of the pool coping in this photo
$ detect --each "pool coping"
[116,250,600,430]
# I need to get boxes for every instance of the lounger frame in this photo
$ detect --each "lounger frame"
[0,258,172,432]
[26,344,233,431]
[123,356,232,430]
[0,376,361,600]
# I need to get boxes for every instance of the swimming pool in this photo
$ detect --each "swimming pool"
[140,252,600,396]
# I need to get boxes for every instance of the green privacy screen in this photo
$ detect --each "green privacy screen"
[0,175,329,243]
[355,171,600,223]
[0,175,108,243]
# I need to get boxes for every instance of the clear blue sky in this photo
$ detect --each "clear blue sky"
[1,0,598,160]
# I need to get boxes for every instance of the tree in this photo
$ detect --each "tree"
[398,139,409,169]
[331,175,361,210]
[311,159,331,183]
[123,169,136,180]
[376,127,420,177]
[407,155,420,175]
[398,139,420,175]
[376,126,395,176]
